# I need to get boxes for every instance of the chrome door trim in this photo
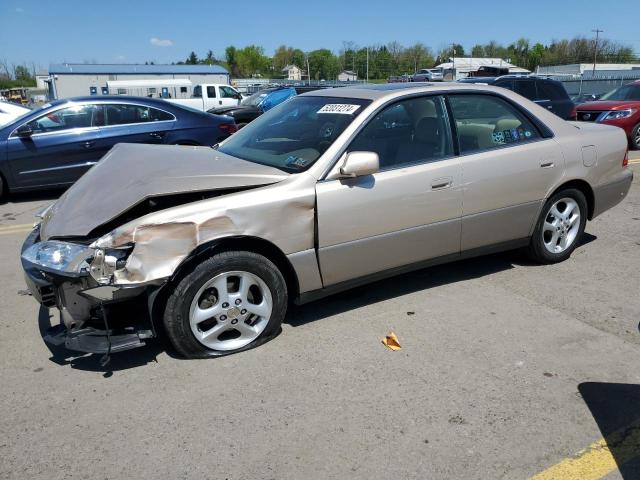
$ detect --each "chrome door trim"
[19,160,98,175]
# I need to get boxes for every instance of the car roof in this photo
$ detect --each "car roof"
[299,82,522,101]
[54,95,177,106]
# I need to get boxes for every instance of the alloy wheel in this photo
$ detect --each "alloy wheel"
[542,197,581,254]
[188,270,273,351]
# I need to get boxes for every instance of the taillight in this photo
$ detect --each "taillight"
[623,148,629,167]
[218,123,237,135]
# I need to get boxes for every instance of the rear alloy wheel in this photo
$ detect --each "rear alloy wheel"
[163,251,287,358]
[528,189,587,264]
[631,123,640,150]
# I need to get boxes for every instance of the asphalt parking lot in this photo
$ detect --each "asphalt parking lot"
[1,156,640,480]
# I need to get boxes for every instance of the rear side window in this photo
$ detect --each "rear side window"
[448,94,540,154]
[538,81,568,101]
[207,86,217,98]
[104,104,174,125]
[349,95,453,170]
[514,80,537,100]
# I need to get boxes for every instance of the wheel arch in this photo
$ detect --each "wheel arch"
[149,236,300,330]
[548,179,595,220]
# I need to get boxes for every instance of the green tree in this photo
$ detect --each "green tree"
[308,49,340,80]
[186,51,199,65]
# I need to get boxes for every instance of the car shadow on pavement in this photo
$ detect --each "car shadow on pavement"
[38,306,163,376]
[287,249,522,327]
[287,233,598,327]
[578,382,640,479]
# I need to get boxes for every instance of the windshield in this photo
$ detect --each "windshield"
[241,89,274,106]
[218,95,371,172]
[600,84,640,101]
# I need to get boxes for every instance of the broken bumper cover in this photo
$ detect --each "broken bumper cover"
[21,227,158,355]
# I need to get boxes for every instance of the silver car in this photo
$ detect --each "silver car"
[21,83,633,359]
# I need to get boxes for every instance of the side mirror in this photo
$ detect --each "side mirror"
[15,124,34,138]
[340,151,379,178]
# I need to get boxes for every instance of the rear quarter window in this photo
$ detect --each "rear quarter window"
[538,81,569,101]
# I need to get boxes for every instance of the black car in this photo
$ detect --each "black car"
[0,96,236,195]
[458,76,574,120]
[209,86,324,128]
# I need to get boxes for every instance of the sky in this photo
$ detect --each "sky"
[1,0,638,71]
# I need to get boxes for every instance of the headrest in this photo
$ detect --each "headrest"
[414,117,439,144]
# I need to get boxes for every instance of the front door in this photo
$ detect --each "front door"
[447,93,565,251]
[7,103,104,188]
[219,86,241,107]
[316,95,463,286]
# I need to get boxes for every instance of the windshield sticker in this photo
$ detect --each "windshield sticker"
[317,104,361,115]
[285,155,311,169]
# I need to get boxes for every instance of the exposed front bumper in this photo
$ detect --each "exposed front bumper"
[592,169,634,218]
[21,227,157,355]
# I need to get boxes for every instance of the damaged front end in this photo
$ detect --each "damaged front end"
[21,225,157,357]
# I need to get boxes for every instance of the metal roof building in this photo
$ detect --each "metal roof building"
[47,63,230,99]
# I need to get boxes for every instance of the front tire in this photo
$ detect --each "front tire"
[163,251,288,358]
[527,188,587,264]
[631,123,640,150]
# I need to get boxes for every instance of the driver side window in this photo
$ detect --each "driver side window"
[26,104,100,134]
[348,95,453,170]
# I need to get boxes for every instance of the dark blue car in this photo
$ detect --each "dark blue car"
[0,96,237,196]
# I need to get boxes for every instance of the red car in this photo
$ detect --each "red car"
[574,80,640,149]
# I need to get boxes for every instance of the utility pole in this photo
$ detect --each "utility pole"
[306,54,311,86]
[366,47,369,83]
[592,28,603,75]
[450,43,457,80]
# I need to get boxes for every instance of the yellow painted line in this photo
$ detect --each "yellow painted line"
[0,223,33,235]
[530,420,640,480]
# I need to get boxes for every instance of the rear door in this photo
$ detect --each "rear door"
[447,93,565,251]
[6,103,104,188]
[316,95,462,286]
[100,103,176,150]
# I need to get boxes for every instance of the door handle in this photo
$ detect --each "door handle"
[149,132,165,139]
[540,161,555,168]
[431,177,452,190]
[81,141,95,149]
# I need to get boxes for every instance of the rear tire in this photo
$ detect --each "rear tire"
[631,123,640,150]
[0,173,6,202]
[163,250,288,358]
[527,188,587,264]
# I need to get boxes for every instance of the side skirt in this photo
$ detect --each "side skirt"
[295,237,530,305]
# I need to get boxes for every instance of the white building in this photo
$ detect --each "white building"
[282,65,304,81]
[338,70,358,81]
[536,63,640,77]
[47,63,230,99]
[435,57,529,79]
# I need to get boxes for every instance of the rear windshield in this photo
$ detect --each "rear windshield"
[218,96,371,172]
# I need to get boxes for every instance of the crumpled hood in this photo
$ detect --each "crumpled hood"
[40,143,288,240]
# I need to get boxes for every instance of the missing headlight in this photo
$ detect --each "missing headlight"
[89,245,134,284]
